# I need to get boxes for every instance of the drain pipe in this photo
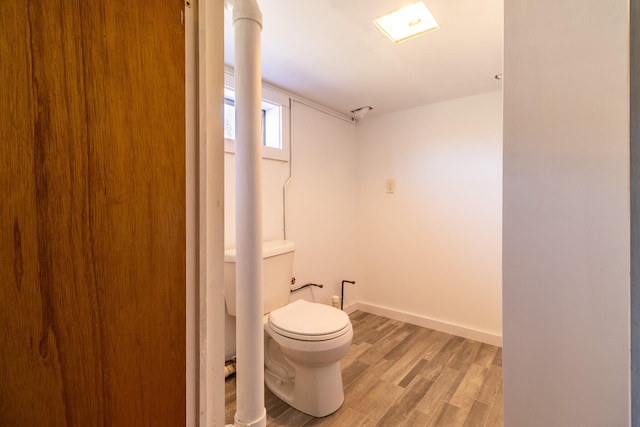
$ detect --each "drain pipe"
[230,1,266,426]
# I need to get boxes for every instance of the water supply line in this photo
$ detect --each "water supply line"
[230,1,266,426]
[341,280,356,311]
[290,282,324,293]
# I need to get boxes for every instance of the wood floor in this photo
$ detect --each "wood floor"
[225,311,503,426]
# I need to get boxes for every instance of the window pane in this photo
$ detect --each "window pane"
[223,94,285,157]
[224,99,235,140]
[262,110,266,146]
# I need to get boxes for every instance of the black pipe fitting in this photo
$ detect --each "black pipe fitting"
[290,282,324,293]
[341,280,356,310]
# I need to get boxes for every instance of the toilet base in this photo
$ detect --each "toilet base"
[265,358,345,417]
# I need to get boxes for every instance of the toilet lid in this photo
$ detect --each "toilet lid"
[268,299,351,341]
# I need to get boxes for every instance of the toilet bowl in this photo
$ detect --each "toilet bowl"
[224,240,353,418]
[263,299,353,417]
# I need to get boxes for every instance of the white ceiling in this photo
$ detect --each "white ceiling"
[224,0,503,117]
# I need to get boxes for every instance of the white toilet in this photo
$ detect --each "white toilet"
[224,240,353,417]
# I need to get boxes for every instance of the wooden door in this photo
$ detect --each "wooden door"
[0,1,186,425]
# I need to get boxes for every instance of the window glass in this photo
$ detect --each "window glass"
[223,71,290,162]
[224,98,235,140]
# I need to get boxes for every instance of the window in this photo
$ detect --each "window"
[223,72,290,161]
[223,97,236,140]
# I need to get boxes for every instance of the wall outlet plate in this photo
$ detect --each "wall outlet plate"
[386,179,396,193]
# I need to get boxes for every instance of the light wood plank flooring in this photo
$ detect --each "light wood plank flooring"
[225,311,503,426]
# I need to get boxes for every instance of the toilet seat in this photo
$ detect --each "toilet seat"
[269,299,351,341]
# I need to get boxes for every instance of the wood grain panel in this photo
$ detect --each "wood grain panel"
[1,0,185,425]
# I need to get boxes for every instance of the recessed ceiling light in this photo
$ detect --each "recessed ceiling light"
[373,1,439,44]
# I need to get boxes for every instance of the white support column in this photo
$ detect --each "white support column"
[231,1,266,426]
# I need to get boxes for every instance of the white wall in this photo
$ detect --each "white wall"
[286,101,358,307]
[503,1,630,425]
[355,91,503,345]
[224,153,290,248]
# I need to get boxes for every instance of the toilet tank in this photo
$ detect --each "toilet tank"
[224,240,295,316]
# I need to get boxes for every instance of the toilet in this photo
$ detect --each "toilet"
[224,240,353,417]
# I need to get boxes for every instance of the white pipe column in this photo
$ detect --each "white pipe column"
[232,1,266,427]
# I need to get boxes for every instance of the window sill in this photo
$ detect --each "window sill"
[224,139,289,162]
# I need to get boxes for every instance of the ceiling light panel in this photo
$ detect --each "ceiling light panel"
[374,1,439,44]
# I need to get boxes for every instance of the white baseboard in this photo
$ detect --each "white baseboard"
[342,301,358,315]
[356,302,502,347]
